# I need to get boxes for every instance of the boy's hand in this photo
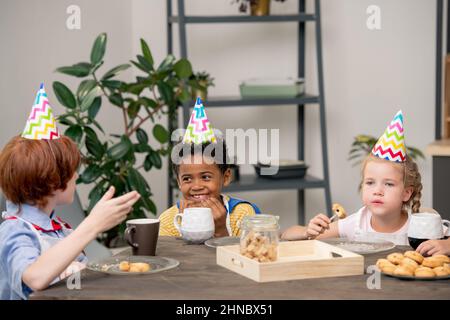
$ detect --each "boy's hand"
[200,198,228,237]
[306,214,330,239]
[416,239,450,256]
[87,186,141,233]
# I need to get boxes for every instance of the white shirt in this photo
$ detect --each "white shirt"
[338,206,411,245]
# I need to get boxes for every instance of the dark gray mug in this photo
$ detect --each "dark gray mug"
[124,218,160,256]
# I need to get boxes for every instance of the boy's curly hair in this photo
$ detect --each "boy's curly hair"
[171,138,232,177]
[0,135,81,208]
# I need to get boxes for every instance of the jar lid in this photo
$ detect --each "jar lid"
[241,214,280,231]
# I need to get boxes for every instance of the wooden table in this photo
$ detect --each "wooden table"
[30,237,450,300]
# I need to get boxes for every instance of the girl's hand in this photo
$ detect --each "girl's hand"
[416,239,450,256]
[59,261,86,280]
[86,186,141,234]
[306,214,331,239]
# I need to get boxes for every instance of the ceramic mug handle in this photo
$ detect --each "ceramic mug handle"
[124,225,138,248]
[174,213,183,233]
[443,219,450,237]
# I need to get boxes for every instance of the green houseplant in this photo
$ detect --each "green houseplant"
[53,33,198,247]
[189,71,215,101]
[348,134,425,166]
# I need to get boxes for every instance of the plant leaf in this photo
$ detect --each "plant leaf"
[81,164,102,183]
[64,125,83,144]
[80,86,102,112]
[77,79,97,102]
[152,124,169,144]
[144,154,153,171]
[88,97,102,120]
[136,128,149,145]
[107,138,132,160]
[90,33,107,65]
[157,54,176,72]
[56,62,92,77]
[149,150,162,169]
[173,59,193,78]
[102,64,131,80]
[52,82,76,109]
[140,39,154,67]
[137,55,153,73]
[108,93,123,107]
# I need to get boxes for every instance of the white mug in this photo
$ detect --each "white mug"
[408,212,450,240]
[173,207,214,243]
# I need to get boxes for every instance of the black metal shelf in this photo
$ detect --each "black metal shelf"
[168,14,316,24]
[224,174,325,193]
[167,0,332,224]
[183,94,319,108]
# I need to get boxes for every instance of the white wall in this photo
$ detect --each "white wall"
[1,0,437,230]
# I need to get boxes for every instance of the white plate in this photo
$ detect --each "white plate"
[322,238,396,255]
[87,256,179,275]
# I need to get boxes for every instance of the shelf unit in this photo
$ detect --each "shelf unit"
[166,0,332,224]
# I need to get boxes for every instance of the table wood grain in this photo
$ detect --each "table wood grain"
[30,237,450,300]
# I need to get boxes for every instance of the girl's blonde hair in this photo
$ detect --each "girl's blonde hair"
[360,154,422,213]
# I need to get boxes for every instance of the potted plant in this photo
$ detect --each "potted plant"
[188,71,215,101]
[53,33,198,247]
[348,134,425,166]
[233,0,286,16]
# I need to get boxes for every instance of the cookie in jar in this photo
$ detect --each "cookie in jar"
[240,214,279,263]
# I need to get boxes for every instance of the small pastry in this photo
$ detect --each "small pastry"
[129,262,151,272]
[404,251,424,264]
[381,264,396,275]
[400,257,419,271]
[433,266,449,277]
[414,267,436,278]
[387,252,404,265]
[394,266,414,277]
[422,257,444,268]
[129,264,141,272]
[432,254,450,264]
[119,261,130,272]
[376,258,395,270]
[332,203,347,220]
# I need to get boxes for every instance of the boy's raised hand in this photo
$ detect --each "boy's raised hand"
[200,198,228,237]
[87,186,141,233]
[306,213,331,239]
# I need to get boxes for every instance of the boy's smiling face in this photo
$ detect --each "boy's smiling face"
[177,154,231,202]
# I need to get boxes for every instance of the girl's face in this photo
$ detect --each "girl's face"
[177,154,231,202]
[54,172,78,205]
[362,160,413,217]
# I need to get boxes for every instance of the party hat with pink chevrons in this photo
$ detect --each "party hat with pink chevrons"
[22,83,60,140]
[372,110,406,162]
[182,97,216,144]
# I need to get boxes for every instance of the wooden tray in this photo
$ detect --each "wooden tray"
[217,240,364,282]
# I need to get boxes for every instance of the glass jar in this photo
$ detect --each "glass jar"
[240,214,280,262]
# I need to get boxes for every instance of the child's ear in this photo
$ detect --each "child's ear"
[402,186,414,202]
[222,168,232,187]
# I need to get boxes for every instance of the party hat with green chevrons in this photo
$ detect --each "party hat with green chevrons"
[372,110,406,162]
[182,97,216,144]
[22,83,60,140]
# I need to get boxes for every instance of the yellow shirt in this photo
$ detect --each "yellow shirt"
[159,195,257,237]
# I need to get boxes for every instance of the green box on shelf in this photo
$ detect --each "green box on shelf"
[240,78,305,98]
